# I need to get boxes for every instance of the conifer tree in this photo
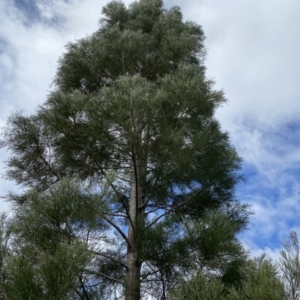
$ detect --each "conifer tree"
[1,0,249,299]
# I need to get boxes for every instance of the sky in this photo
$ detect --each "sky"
[1,0,300,261]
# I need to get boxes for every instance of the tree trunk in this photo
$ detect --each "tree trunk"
[126,230,141,300]
[126,160,146,300]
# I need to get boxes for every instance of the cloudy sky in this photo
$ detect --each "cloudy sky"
[1,0,300,259]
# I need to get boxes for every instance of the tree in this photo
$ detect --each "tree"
[170,255,286,300]
[280,231,300,300]
[1,0,248,299]
[169,273,226,300]
[227,255,286,300]
[0,181,94,300]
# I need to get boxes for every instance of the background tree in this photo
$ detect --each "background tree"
[1,0,249,299]
[227,255,286,300]
[280,231,300,300]
[171,255,286,300]
[0,181,96,300]
[0,213,11,300]
[169,273,226,300]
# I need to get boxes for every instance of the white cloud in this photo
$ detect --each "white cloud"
[176,0,300,129]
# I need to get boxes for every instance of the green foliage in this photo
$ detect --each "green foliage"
[171,255,286,300]
[3,242,90,300]
[227,255,286,300]
[11,179,107,251]
[0,180,97,299]
[54,0,204,92]
[170,273,226,300]
[183,204,248,272]
[168,205,249,300]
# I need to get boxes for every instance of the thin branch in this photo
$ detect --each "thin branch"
[146,200,188,229]
[141,266,161,281]
[92,250,128,270]
[101,214,131,247]
[85,269,123,284]
[39,145,61,181]
[78,274,91,300]
[74,288,86,300]
[106,212,128,218]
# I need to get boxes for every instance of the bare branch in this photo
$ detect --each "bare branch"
[92,250,128,270]
[85,269,123,284]
[101,214,131,247]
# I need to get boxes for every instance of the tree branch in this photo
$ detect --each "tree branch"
[145,200,188,229]
[85,269,123,284]
[92,250,128,270]
[101,214,131,247]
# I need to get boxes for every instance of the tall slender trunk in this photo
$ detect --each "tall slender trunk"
[126,160,146,300]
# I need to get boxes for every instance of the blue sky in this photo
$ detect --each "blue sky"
[1,0,300,260]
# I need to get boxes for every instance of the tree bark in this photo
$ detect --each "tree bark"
[126,158,146,300]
